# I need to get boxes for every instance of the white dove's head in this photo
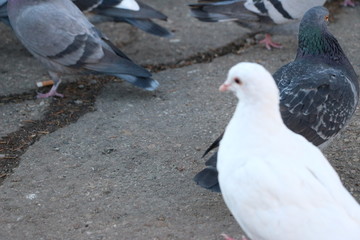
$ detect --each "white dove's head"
[219,62,279,105]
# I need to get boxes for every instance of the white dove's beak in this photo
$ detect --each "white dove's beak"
[219,83,230,92]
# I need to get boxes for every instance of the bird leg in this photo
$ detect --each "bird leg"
[37,72,64,98]
[342,0,356,7]
[36,80,64,98]
[259,34,282,50]
[221,233,248,240]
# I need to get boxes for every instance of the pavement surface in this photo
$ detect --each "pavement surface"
[0,1,359,239]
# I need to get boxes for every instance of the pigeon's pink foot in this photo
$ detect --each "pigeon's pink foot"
[259,34,282,50]
[37,90,64,98]
[221,233,248,240]
[36,81,64,98]
[342,0,356,7]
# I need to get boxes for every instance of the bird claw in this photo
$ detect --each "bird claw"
[36,79,64,98]
[259,34,282,50]
[36,91,64,99]
[36,88,64,99]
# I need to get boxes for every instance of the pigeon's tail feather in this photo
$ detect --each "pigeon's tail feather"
[86,56,150,77]
[86,59,159,91]
[96,1,167,20]
[0,2,9,25]
[205,152,218,167]
[189,0,258,23]
[193,166,221,193]
[136,1,168,20]
[0,16,10,25]
[114,74,159,91]
[100,36,132,61]
[121,18,173,38]
[91,2,171,37]
[203,133,223,157]
[85,42,159,90]
[74,0,103,12]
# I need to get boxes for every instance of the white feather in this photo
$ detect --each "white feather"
[116,0,140,11]
[218,62,360,240]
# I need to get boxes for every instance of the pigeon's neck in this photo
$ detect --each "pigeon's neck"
[296,25,358,88]
[295,26,347,64]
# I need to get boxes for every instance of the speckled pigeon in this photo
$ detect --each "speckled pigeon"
[189,0,326,49]
[7,0,159,98]
[194,6,359,192]
[1,0,171,37]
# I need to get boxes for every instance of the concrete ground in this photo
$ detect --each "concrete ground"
[0,1,359,239]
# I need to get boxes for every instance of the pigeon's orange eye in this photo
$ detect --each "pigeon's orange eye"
[325,15,329,21]
[234,78,242,85]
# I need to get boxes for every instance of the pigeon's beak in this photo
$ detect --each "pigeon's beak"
[219,83,230,92]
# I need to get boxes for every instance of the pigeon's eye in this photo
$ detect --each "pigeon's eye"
[324,15,329,21]
[234,78,242,85]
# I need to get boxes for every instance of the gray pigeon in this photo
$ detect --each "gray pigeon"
[1,0,172,37]
[194,6,359,192]
[7,0,159,98]
[189,0,326,49]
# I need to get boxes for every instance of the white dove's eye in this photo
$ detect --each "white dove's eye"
[234,78,242,85]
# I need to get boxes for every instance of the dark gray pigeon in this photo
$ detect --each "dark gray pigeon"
[1,0,172,37]
[194,6,359,192]
[189,0,326,49]
[7,0,159,98]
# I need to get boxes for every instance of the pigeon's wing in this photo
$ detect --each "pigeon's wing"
[14,3,104,67]
[72,0,103,12]
[190,0,325,25]
[298,140,360,225]
[274,63,358,146]
[189,0,260,22]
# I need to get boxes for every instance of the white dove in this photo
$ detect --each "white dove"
[217,62,360,240]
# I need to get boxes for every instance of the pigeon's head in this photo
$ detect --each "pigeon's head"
[219,62,279,104]
[300,6,329,30]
